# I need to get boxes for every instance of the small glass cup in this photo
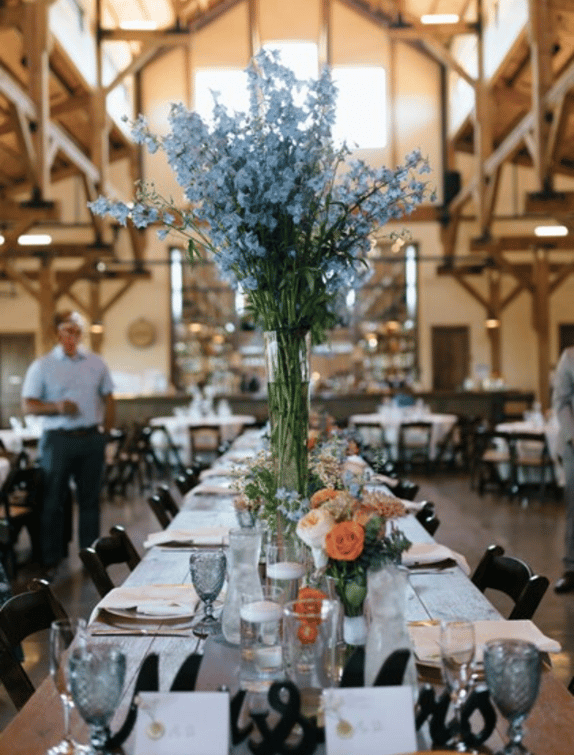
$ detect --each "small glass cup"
[282,597,340,717]
[239,585,285,692]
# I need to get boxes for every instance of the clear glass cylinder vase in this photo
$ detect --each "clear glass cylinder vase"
[264,329,311,537]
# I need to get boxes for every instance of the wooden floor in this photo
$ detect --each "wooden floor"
[0,467,572,730]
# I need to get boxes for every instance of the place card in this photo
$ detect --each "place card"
[134,691,229,755]
[322,687,417,755]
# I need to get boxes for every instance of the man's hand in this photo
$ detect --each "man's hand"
[56,399,79,415]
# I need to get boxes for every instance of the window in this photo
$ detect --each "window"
[194,69,249,124]
[331,66,387,149]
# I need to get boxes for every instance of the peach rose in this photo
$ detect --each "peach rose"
[325,521,365,561]
[296,508,335,568]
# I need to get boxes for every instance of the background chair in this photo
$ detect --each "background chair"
[397,421,433,475]
[471,544,549,620]
[473,430,512,496]
[415,501,440,536]
[79,525,141,598]
[147,486,180,529]
[0,464,44,577]
[189,425,223,467]
[507,431,559,503]
[0,578,67,710]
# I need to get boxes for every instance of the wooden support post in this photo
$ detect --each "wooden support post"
[529,0,554,192]
[487,271,502,378]
[38,258,55,355]
[247,0,260,59]
[89,280,104,353]
[93,0,109,193]
[533,251,551,410]
[24,1,50,199]
[473,0,492,237]
[319,0,331,71]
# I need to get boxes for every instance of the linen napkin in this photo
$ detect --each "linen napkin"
[191,479,237,496]
[409,619,561,665]
[143,527,230,549]
[403,542,471,575]
[90,584,198,624]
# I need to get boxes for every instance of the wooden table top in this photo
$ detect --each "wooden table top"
[2,437,573,754]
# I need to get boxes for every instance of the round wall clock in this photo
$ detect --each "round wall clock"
[127,318,156,348]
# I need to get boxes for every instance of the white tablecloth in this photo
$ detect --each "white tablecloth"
[0,428,40,454]
[0,457,10,488]
[149,414,257,464]
[349,410,457,460]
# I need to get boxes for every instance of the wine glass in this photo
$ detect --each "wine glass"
[189,547,227,636]
[67,643,126,755]
[483,639,541,755]
[439,619,476,752]
[49,618,89,755]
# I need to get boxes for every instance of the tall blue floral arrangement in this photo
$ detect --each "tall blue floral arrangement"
[90,49,432,527]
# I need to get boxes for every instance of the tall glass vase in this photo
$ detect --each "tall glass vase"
[264,329,311,540]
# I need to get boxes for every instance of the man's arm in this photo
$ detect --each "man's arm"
[103,393,115,434]
[22,397,78,416]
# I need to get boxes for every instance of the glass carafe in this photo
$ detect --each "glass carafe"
[221,528,263,644]
[364,564,417,690]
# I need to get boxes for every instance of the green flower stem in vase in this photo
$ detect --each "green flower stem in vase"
[264,329,310,538]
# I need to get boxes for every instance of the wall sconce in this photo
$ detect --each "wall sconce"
[90,322,104,334]
[485,318,500,329]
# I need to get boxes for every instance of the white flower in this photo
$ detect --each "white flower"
[296,508,336,568]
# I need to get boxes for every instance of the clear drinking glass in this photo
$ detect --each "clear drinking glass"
[439,619,476,752]
[67,643,126,755]
[48,618,89,755]
[189,547,226,637]
[483,639,541,755]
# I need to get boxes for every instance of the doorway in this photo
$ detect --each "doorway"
[0,334,35,427]
[431,326,470,391]
[559,323,574,355]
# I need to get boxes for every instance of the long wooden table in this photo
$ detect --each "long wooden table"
[1,440,573,753]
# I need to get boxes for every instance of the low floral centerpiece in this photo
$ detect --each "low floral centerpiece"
[89,49,433,539]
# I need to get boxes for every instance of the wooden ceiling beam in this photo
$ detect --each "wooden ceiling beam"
[387,22,478,39]
[471,234,574,250]
[1,243,114,257]
[0,199,59,223]
[529,0,555,192]
[104,43,164,95]
[525,191,574,215]
[99,28,190,44]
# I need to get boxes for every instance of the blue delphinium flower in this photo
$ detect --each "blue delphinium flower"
[89,48,432,343]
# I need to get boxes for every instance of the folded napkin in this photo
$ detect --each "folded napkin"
[403,542,471,575]
[409,619,561,665]
[143,527,230,549]
[199,466,244,480]
[192,479,237,496]
[91,584,198,624]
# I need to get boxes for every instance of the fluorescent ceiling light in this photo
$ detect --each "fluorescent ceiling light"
[18,234,52,245]
[534,225,568,237]
[421,14,459,24]
[119,20,158,30]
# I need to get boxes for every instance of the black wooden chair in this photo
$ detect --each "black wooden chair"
[397,421,433,474]
[79,525,141,598]
[147,486,180,530]
[0,464,44,577]
[474,430,512,496]
[189,425,223,467]
[471,544,549,620]
[0,578,68,710]
[415,501,440,536]
[507,431,559,503]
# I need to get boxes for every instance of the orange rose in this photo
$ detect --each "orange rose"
[297,621,318,644]
[325,521,365,561]
[294,587,327,621]
[310,488,338,508]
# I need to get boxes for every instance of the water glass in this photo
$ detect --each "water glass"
[239,586,285,692]
[68,643,126,755]
[266,540,307,602]
[283,598,340,692]
[439,619,475,752]
[189,547,226,636]
[483,639,541,755]
[49,618,89,755]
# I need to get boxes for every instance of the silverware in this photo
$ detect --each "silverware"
[90,628,192,637]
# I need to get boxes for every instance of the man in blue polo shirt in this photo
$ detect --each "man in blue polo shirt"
[22,310,115,574]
